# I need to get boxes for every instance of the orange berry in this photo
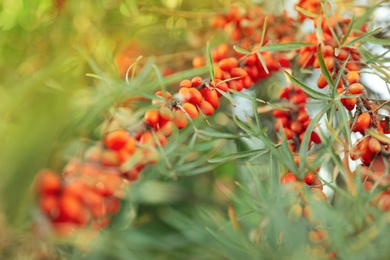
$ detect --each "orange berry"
[324,56,335,70]
[182,103,199,119]
[304,172,316,185]
[39,196,59,218]
[159,121,173,136]
[191,76,203,87]
[36,170,62,196]
[322,45,334,57]
[188,88,203,105]
[58,194,84,223]
[179,79,192,88]
[348,83,364,95]
[198,100,215,116]
[100,149,120,167]
[192,56,205,68]
[218,58,234,71]
[230,67,248,78]
[144,108,160,127]
[104,129,129,151]
[346,71,360,84]
[140,131,154,145]
[291,121,303,134]
[282,172,297,184]
[155,90,172,99]
[353,113,371,133]
[159,107,173,121]
[317,73,327,89]
[173,110,188,129]
[215,80,228,94]
[201,88,220,109]
[346,62,360,72]
[178,87,191,102]
[336,49,349,60]
[368,137,381,154]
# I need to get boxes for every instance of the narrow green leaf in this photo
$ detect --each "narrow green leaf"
[341,15,355,45]
[233,45,251,55]
[295,6,317,18]
[284,71,331,100]
[298,104,331,176]
[206,42,215,84]
[322,4,340,47]
[353,2,380,30]
[366,129,390,144]
[317,44,335,89]
[342,28,382,48]
[198,129,249,139]
[364,37,390,46]
[152,64,167,99]
[259,17,268,47]
[233,115,256,136]
[332,56,349,98]
[216,88,238,106]
[256,52,269,74]
[258,42,313,52]
[252,94,262,130]
[336,101,352,145]
[208,149,268,163]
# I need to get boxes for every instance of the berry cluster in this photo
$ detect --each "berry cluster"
[273,85,321,152]
[211,6,297,44]
[296,3,390,214]
[35,168,121,235]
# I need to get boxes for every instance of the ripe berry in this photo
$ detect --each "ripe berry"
[179,79,192,88]
[188,88,203,105]
[353,113,371,133]
[201,89,220,109]
[317,73,327,89]
[191,76,203,87]
[144,108,160,127]
[348,83,364,95]
[282,172,297,184]
[36,170,62,196]
[198,100,215,116]
[159,107,174,121]
[182,103,199,119]
[346,71,360,84]
[104,129,129,151]
[310,131,321,144]
[173,110,188,129]
[368,137,381,154]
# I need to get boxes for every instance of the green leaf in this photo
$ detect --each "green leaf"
[341,28,382,48]
[198,129,249,139]
[208,149,268,163]
[233,45,251,55]
[364,37,390,46]
[366,129,390,144]
[216,88,238,106]
[258,42,313,52]
[332,56,349,98]
[284,71,332,100]
[259,16,268,47]
[317,44,335,89]
[295,6,317,18]
[341,15,355,45]
[206,42,215,84]
[256,52,269,74]
[298,104,331,177]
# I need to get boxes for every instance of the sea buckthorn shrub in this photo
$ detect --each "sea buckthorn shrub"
[1,0,390,259]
